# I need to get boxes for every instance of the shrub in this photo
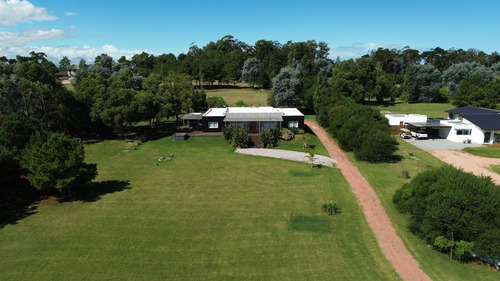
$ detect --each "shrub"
[231,127,250,148]
[222,125,235,140]
[235,100,248,107]
[393,165,500,261]
[280,128,294,140]
[289,127,304,135]
[322,201,341,215]
[260,129,275,148]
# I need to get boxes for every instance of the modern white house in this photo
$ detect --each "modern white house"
[385,106,500,144]
[440,106,500,144]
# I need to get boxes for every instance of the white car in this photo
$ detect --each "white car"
[411,130,428,139]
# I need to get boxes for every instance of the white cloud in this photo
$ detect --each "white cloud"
[70,25,80,30]
[0,29,68,47]
[0,0,57,26]
[0,44,149,64]
[65,12,76,16]
[332,42,404,60]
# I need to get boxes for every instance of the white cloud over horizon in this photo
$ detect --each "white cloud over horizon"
[0,0,57,26]
[0,43,150,64]
[332,42,405,60]
[0,29,68,47]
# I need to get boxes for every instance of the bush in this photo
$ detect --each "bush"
[322,201,341,215]
[222,125,235,140]
[393,165,500,261]
[289,127,304,135]
[280,128,294,140]
[231,127,250,148]
[235,100,248,107]
[260,129,275,148]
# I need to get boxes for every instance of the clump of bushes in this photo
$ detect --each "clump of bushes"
[280,128,294,140]
[235,100,248,107]
[260,128,281,148]
[322,201,341,215]
[222,125,250,148]
[393,165,500,262]
[289,127,304,135]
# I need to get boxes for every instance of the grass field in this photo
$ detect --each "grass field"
[350,139,500,280]
[492,165,500,175]
[373,101,453,118]
[205,87,270,106]
[463,146,500,158]
[0,136,399,280]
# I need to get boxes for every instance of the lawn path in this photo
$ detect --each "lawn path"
[305,120,431,281]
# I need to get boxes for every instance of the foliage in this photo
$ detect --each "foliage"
[240,58,260,87]
[322,201,342,215]
[20,131,97,197]
[230,126,250,148]
[401,64,445,102]
[452,73,500,109]
[393,165,500,260]
[207,95,228,108]
[288,126,304,135]
[280,128,294,140]
[305,150,316,168]
[442,62,493,98]
[222,125,235,140]
[271,66,303,107]
[433,236,475,261]
[235,100,248,107]
[260,128,281,148]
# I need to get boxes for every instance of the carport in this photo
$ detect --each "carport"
[405,119,451,139]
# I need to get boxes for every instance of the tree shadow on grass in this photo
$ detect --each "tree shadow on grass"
[0,179,131,228]
[288,213,332,233]
[0,179,42,229]
[69,180,131,202]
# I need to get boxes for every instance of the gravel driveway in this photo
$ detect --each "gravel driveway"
[234,148,336,167]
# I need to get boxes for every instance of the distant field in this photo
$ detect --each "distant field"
[0,136,398,280]
[205,87,270,106]
[374,101,453,118]
[351,139,500,281]
[463,146,500,158]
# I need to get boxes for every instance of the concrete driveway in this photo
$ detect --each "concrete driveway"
[401,137,483,150]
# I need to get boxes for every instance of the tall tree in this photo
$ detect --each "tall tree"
[59,56,71,71]
[272,66,302,107]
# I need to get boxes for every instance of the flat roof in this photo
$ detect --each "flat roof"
[406,122,451,129]
[202,107,304,118]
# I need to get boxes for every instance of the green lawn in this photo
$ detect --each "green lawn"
[373,101,453,118]
[350,138,500,281]
[205,87,270,106]
[462,147,500,158]
[492,165,500,175]
[0,136,398,280]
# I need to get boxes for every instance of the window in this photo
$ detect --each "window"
[456,129,471,135]
[208,121,218,129]
[262,122,277,129]
[288,121,299,128]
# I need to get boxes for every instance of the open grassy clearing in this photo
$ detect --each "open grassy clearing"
[205,87,270,106]
[349,138,500,280]
[463,146,500,158]
[274,131,329,157]
[0,136,398,280]
[492,165,500,175]
[373,101,453,118]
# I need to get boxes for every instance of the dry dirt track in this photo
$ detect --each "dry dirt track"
[426,149,500,184]
[305,120,431,281]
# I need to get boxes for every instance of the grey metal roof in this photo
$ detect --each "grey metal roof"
[224,112,283,122]
[405,122,451,129]
[446,106,500,115]
[446,107,500,130]
[181,113,203,120]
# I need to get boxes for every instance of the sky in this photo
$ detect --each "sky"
[1,0,500,64]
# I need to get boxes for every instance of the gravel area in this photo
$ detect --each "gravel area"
[402,137,483,150]
[234,148,336,167]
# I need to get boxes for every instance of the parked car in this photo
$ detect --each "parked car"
[411,130,428,139]
[399,128,411,139]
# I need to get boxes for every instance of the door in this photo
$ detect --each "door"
[250,122,257,133]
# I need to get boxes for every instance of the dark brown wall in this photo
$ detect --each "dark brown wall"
[202,117,225,132]
[282,116,305,129]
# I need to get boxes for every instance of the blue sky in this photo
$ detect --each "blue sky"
[1,0,500,64]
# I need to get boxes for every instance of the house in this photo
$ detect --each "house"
[439,106,500,144]
[195,107,304,133]
[54,64,79,80]
[385,106,500,144]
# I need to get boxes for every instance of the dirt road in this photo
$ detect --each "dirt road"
[305,120,431,281]
[426,149,500,184]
